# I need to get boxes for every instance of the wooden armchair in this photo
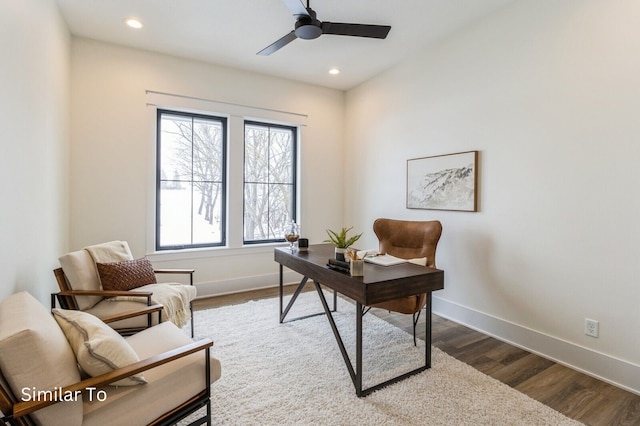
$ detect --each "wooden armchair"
[368,218,442,345]
[52,241,197,336]
[0,291,221,426]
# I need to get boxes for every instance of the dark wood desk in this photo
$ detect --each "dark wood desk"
[274,244,444,397]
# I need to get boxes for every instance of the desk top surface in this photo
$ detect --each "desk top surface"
[275,244,444,305]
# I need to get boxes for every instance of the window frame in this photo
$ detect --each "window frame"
[242,120,298,245]
[155,108,228,251]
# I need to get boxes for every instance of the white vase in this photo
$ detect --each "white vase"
[335,247,347,262]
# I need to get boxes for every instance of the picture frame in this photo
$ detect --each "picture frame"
[406,150,478,212]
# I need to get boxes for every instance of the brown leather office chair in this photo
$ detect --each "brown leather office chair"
[368,218,442,345]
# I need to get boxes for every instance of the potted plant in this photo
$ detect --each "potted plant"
[324,227,363,261]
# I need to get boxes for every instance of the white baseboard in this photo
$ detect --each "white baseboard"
[194,270,301,299]
[432,295,640,396]
[195,275,640,396]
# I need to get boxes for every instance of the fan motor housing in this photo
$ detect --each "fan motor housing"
[295,18,322,39]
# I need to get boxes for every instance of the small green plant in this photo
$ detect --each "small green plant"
[324,226,363,249]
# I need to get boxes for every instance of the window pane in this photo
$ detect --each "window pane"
[268,183,293,238]
[244,183,268,241]
[269,128,293,184]
[244,125,269,183]
[157,110,226,250]
[160,114,192,182]
[193,119,223,182]
[158,184,193,247]
[192,182,223,244]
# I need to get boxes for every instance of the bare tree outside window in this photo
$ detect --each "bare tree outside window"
[156,110,227,250]
[244,121,297,243]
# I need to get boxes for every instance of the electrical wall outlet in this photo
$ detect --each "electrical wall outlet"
[585,318,599,338]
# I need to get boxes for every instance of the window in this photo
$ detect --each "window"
[156,110,227,250]
[243,121,297,244]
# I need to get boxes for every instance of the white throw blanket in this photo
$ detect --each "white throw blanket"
[85,240,133,264]
[106,283,195,328]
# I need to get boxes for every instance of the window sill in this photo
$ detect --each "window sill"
[146,242,286,262]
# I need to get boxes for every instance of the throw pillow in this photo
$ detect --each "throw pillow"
[97,258,157,291]
[52,308,147,386]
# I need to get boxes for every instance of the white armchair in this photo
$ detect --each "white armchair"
[53,241,196,336]
[0,291,221,426]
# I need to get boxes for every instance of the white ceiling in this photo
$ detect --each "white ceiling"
[55,0,516,91]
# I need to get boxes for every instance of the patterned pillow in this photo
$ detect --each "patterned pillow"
[52,308,146,386]
[97,258,157,291]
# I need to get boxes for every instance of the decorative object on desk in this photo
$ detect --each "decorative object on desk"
[324,226,363,261]
[350,260,364,276]
[298,238,309,252]
[347,250,364,276]
[284,221,300,252]
[407,150,478,212]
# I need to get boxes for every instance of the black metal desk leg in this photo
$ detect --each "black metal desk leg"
[279,264,284,322]
[426,291,432,368]
[356,301,363,397]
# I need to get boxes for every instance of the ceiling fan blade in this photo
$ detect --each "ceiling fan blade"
[321,22,391,39]
[281,0,310,18]
[257,31,298,56]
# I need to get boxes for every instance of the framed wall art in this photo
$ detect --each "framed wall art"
[406,150,478,212]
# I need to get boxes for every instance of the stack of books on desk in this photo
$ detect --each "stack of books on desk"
[327,258,350,273]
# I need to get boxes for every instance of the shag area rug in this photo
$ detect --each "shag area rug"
[183,292,580,425]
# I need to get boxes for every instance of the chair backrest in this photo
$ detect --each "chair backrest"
[57,249,103,310]
[0,292,84,425]
[55,242,134,311]
[373,218,442,268]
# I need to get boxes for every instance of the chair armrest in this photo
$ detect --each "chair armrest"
[12,338,213,418]
[58,290,154,298]
[154,268,195,274]
[100,304,164,324]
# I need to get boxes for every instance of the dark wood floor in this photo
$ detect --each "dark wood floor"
[193,285,640,426]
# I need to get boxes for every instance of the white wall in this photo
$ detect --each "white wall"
[69,38,345,295]
[0,0,70,303]
[345,0,640,393]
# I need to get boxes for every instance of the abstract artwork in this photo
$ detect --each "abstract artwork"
[406,151,478,212]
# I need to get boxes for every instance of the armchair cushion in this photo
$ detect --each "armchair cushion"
[96,258,157,291]
[58,249,103,310]
[52,309,147,386]
[0,292,83,426]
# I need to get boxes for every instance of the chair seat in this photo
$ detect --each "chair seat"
[82,322,221,426]
[371,294,425,315]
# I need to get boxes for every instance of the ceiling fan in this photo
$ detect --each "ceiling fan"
[257,0,391,56]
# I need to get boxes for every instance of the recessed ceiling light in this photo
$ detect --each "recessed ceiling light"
[328,68,340,75]
[125,18,143,29]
